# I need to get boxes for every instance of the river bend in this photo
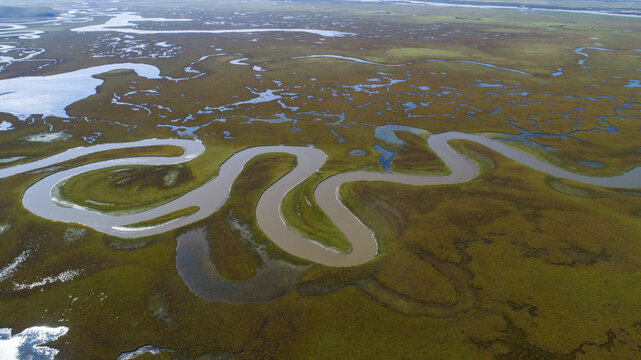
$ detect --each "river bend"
[1,131,639,266]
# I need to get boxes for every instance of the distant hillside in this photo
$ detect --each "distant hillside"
[0,6,59,18]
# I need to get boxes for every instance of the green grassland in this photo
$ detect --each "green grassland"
[1,0,641,358]
[4,140,641,359]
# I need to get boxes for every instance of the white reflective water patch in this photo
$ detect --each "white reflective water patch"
[0,326,68,360]
[22,132,71,143]
[293,54,405,67]
[0,63,162,119]
[0,250,27,282]
[13,269,82,291]
[72,12,353,37]
[116,345,171,360]
[0,156,27,165]
[0,120,13,131]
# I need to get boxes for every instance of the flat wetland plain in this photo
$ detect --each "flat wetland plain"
[1,0,641,358]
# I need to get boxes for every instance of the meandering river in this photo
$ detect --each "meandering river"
[1,130,639,266]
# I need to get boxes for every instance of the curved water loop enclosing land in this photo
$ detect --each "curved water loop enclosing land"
[176,227,305,303]
[1,130,640,267]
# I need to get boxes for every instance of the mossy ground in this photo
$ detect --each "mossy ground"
[1,0,641,359]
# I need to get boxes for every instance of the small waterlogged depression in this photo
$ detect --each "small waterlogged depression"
[0,156,26,165]
[475,83,507,88]
[348,149,367,157]
[23,132,71,143]
[116,344,171,360]
[12,269,82,291]
[372,125,431,170]
[176,227,305,303]
[578,160,605,169]
[0,222,11,235]
[373,145,396,172]
[552,67,564,77]
[0,326,68,360]
[228,57,267,72]
[624,80,641,88]
[375,124,429,146]
[0,120,13,131]
[0,250,28,282]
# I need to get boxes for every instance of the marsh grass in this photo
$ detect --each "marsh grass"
[1,1,641,358]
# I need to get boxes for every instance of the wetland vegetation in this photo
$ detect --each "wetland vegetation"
[1,0,641,358]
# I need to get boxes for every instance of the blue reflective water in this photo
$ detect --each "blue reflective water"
[574,47,613,65]
[374,125,429,146]
[552,67,564,77]
[578,160,604,169]
[624,80,641,88]
[373,145,396,172]
[475,83,506,88]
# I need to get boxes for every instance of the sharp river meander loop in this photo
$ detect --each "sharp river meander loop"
[1,131,640,267]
